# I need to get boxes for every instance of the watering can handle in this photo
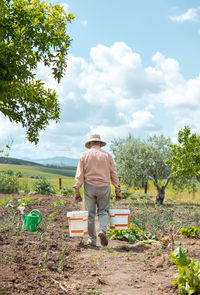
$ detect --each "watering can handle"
[30,210,42,225]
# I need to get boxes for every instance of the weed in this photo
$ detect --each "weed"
[154,247,163,256]
[48,211,58,223]
[52,199,67,208]
[38,245,49,269]
[58,244,68,271]
[84,290,102,295]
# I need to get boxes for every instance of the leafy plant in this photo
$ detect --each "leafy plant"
[52,199,67,208]
[60,186,74,196]
[0,196,14,208]
[18,196,36,207]
[33,177,56,195]
[106,222,157,244]
[170,247,200,294]
[178,226,200,238]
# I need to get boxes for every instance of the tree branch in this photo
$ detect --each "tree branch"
[163,176,171,189]
[149,175,160,191]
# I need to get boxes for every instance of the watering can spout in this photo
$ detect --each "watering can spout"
[18,206,25,219]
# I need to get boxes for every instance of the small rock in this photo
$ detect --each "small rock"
[47,260,57,271]
[96,277,109,285]
[155,255,165,268]
[91,272,98,277]
[16,238,24,246]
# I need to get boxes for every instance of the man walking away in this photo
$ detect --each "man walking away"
[73,134,122,247]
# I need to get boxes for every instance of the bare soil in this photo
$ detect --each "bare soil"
[0,194,200,295]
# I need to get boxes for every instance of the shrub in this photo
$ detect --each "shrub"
[33,177,56,195]
[121,188,132,199]
[5,169,14,176]
[0,173,20,193]
[60,186,74,196]
[15,171,23,178]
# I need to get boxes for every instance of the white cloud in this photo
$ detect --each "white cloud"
[129,110,155,129]
[169,7,199,22]
[2,42,200,159]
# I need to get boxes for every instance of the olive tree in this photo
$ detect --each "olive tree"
[111,134,172,205]
[0,0,75,143]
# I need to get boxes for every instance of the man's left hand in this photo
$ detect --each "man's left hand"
[115,190,123,201]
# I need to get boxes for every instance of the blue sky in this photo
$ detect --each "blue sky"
[2,0,200,160]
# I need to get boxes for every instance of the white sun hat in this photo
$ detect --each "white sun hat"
[85,134,107,149]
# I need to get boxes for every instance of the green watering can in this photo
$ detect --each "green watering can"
[18,207,42,232]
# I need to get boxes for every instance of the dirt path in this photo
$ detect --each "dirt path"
[67,238,177,295]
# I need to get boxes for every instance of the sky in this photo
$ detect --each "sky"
[2,0,200,160]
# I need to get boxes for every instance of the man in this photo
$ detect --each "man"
[73,134,122,247]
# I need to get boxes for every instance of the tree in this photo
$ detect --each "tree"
[168,126,200,182]
[0,0,75,143]
[111,134,172,204]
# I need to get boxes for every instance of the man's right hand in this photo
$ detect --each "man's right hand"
[74,191,82,202]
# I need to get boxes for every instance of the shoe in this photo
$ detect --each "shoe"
[87,238,96,247]
[98,230,108,246]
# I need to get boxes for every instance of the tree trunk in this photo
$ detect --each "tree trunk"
[155,187,165,205]
[144,181,148,194]
[149,176,171,205]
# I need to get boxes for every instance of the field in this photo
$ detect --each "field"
[0,163,200,294]
[0,192,200,295]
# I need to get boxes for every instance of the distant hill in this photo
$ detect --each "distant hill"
[0,158,76,178]
[0,157,44,166]
[25,156,79,167]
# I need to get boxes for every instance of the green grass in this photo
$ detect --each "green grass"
[0,163,76,178]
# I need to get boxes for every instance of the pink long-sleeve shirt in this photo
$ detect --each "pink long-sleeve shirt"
[73,145,120,191]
